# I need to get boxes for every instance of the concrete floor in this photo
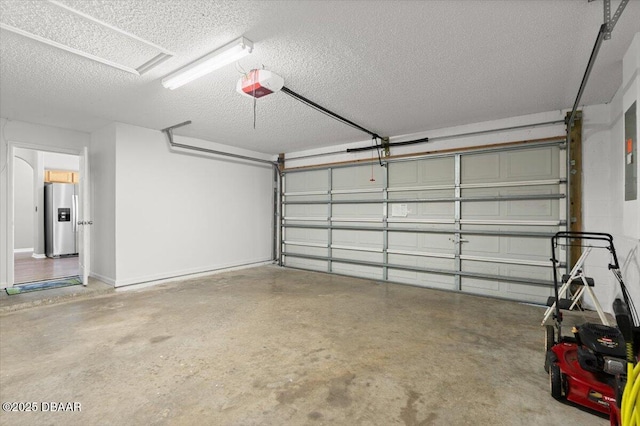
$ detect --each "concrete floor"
[0,266,606,425]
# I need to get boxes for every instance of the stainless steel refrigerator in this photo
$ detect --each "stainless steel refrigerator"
[45,183,78,257]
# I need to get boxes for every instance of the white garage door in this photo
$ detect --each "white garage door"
[281,140,566,304]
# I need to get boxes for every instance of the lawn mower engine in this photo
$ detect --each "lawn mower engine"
[548,323,627,420]
[576,323,627,376]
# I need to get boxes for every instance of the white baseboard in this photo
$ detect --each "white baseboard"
[31,253,46,259]
[89,272,115,287]
[115,260,273,292]
[14,248,34,254]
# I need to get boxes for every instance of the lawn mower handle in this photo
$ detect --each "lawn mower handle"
[550,232,621,335]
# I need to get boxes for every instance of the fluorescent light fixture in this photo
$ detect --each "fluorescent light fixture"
[162,36,253,90]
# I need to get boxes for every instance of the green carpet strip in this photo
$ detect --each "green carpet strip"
[6,276,82,295]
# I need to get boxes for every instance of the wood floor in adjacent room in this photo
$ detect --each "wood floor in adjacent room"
[13,252,79,284]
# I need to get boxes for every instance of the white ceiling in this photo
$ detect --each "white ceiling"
[1,0,639,155]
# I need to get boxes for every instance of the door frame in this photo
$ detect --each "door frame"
[5,140,87,287]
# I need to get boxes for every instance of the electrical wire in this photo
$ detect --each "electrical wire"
[235,61,247,75]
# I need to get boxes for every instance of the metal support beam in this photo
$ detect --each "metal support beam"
[328,168,333,273]
[382,165,389,281]
[283,193,565,205]
[454,154,462,291]
[281,252,554,288]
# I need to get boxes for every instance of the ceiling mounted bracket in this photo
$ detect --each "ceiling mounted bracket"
[602,0,629,40]
[381,137,391,157]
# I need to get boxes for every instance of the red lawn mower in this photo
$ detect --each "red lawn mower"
[544,232,639,426]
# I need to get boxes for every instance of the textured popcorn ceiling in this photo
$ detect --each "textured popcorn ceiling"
[0,0,169,71]
[1,0,639,155]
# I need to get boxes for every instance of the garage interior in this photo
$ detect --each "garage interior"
[0,1,639,425]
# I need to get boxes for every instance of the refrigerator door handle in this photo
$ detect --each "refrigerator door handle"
[73,194,78,232]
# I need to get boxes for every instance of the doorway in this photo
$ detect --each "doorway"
[12,148,81,285]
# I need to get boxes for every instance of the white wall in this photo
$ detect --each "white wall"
[43,152,79,172]
[1,118,275,289]
[112,123,274,286]
[0,118,90,288]
[583,32,640,316]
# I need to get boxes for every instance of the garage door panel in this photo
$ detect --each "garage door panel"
[462,235,500,255]
[286,194,329,202]
[285,228,328,245]
[388,222,454,232]
[462,234,550,263]
[461,202,501,218]
[461,188,500,217]
[504,264,552,281]
[388,253,455,270]
[388,201,454,219]
[417,201,455,217]
[504,283,552,304]
[461,260,500,285]
[333,166,384,190]
[333,230,383,248]
[387,232,418,249]
[504,148,557,179]
[332,249,382,264]
[506,236,549,259]
[461,153,500,182]
[333,192,383,201]
[286,170,328,192]
[388,188,454,200]
[388,269,456,291]
[332,262,382,280]
[389,162,418,186]
[462,277,501,292]
[286,204,328,218]
[462,278,549,303]
[504,187,558,218]
[388,157,454,187]
[333,203,381,218]
[461,282,500,298]
[285,257,328,272]
[418,157,455,184]
[506,199,554,217]
[388,232,453,253]
[284,245,327,257]
[461,146,559,184]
